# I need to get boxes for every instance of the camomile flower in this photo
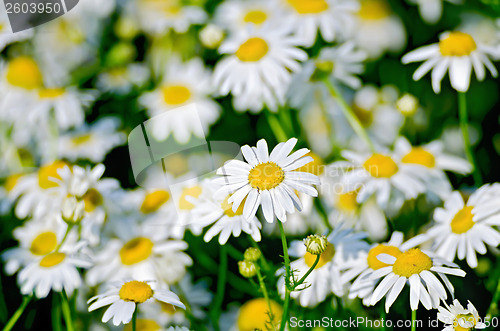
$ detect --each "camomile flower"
[407,0,461,25]
[421,188,500,268]
[278,0,359,47]
[220,298,283,331]
[437,299,486,331]
[402,30,499,93]
[277,227,369,307]
[354,0,406,59]
[369,247,466,312]
[55,117,126,163]
[139,56,220,143]
[97,64,150,94]
[213,26,307,112]
[88,280,185,326]
[214,0,278,31]
[0,11,33,51]
[215,138,320,223]
[191,182,262,245]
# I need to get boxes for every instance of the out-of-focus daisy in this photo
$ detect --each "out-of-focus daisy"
[402,31,499,93]
[55,117,126,163]
[277,227,369,307]
[437,299,486,331]
[220,298,283,331]
[215,138,320,223]
[139,57,220,143]
[408,0,461,25]
[278,0,359,47]
[213,26,307,112]
[369,247,466,311]
[88,280,185,326]
[354,0,406,58]
[96,64,150,94]
[421,188,500,268]
[214,0,278,31]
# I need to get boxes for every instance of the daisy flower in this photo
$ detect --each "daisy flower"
[277,227,369,307]
[96,64,150,94]
[215,138,320,223]
[139,56,220,143]
[87,280,185,326]
[213,26,307,112]
[369,247,466,312]
[214,0,278,31]
[278,0,359,47]
[421,188,500,268]
[407,0,461,25]
[402,30,499,93]
[437,299,486,331]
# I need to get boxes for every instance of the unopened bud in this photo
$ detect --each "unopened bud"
[243,247,261,262]
[199,24,224,49]
[62,196,85,224]
[304,234,328,255]
[238,260,256,278]
[396,93,419,116]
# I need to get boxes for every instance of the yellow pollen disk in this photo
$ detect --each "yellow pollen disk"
[439,32,477,57]
[454,313,477,331]
[402,147,436,168]
[119,281,154,304]
[120,237,154,265]
[124,318,161,331]
[38,88,65,99]
[162,85,191,105]
[221,195,245,217]
[337,191,359,213]
[450,206,475,234]
[30,232,58,255]
[367,245,402,270]
[248,162,285,191]
[38,161,68,189]
[5,174,22,192]
[178,186,203,210]
[71,133,92,146]
[141,190,171,214]
[83,188,103,212]
[364,154,398,178]
[6,57,43,90]
[287,0,329,14]
[358,0,391,20]
[295,152,324,176]
[304,243,335,269]
[236,37,269,62]
[392,248,432,278]
[40,252,66,268]
[243,10,268,25]
[237,298,283,331]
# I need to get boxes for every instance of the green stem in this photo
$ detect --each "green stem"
[2,296,31,331]
[265,111,289,142]
[293,255,320,289]
[132,308,137,331]
[255,266,276,330]
[458,92,482,185]
[323,78,375,152]
[56,225,73,251]
[60,291,74,331]
[52,294,62,331]
[278,221,291,331]
[0,272,8,323]
[212,244,228,331]
[411,309,417,331]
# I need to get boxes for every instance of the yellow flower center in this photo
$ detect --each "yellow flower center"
[304,243,335,269]
[38,88,65,99]
[295,152,324,176]
[124,319,161,331]
[38,161,68,189]
[0,24,3,32]
[363,154,399,178]
[287,0,329,14]
[450,206,475,234]
[119,281,154,304]
[454,313,477,331]
[237,298,283,331]
[358,0,391,20]
[178,186,203,210]
[236,37,269,62]
[248,162,285,191]
[162,85,191,105]
[141,190,170,214]
[5,174,22,192]
[71,133,92,146]
[439,32,477,57]
[221,195,245,217]
[367,244,402,270]
[6,57,43,90]
[39,252,66,268]
[243,10,268,25]
[352,104,374,127]
[392,248,432,278]
[120,237,154,265]
[337,191,359,213]
[402,147,436,168]
[83,188,103,212]
[30,232,58,255]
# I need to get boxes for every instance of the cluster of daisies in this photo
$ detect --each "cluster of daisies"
[1,0,500,330]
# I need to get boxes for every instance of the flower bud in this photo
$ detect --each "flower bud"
[62,196,85,224]
[304,234,328,255]
[243,247,261,262]
[199,24,224,49]
[238,260,256,278]
[396,93,419,116]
